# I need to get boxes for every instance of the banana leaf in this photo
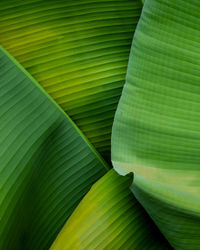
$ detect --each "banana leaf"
[51,170,171,250]
[0,46,109,250]
[112,0,200,249]
[0,0,142,161]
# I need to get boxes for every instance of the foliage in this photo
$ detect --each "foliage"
[0,0,199,249]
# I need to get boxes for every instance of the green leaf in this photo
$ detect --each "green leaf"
[0,46,109,250]
[112,0,200,249]
[0,0,142,161]
[51,170,171,249]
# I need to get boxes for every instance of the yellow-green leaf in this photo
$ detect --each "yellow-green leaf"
[51,170,171,250]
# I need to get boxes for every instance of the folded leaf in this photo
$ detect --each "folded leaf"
[0,46,109,250]
[112,0,200,249]
[51,170,171,250]
[0,0,142,161]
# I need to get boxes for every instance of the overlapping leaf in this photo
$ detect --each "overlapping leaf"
[51,170,170,250]
[112,0,200,249]
[0,47,109,250]
[0,0,142,161]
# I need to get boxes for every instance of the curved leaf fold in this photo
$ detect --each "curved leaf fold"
[112,0,200,249]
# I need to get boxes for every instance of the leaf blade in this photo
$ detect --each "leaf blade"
[0,0,142,160]
[0,46,108,250]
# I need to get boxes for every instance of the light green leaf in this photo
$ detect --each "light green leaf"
[51,170,171,250]
[0,46,109,250]
[112,0,200,249]
[0,0,142,161]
